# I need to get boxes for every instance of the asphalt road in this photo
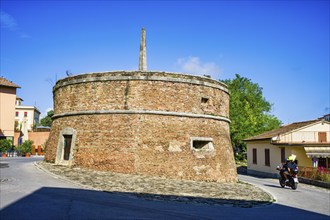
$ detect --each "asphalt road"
[0,157,329,220]
[239,174,330,216]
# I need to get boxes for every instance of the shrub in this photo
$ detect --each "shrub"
[0,139,12,153]
[16,140,34,154]
[316,167,330,182]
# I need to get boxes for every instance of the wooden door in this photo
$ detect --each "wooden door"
[63,135,72,160]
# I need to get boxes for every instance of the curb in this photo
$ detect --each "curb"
[238,179,277,206]
[35,162,275,208]
[33,161,102,191]
[298,177,330,189]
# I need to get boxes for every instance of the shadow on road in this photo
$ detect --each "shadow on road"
[1,187,328,219]
[0,163,9,168]
[263,184,284,189]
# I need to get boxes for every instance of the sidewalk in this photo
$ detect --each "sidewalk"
[36,161,273,208]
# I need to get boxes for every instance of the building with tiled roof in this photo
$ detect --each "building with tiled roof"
[0,77,21,88]
[245,118,330,177]
[0,77,20,142]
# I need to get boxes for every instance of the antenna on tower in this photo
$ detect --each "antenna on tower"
[139,28,147,71]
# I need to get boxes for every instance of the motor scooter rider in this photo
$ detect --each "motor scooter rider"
[283,155,297,182]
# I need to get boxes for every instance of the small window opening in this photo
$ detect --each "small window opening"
[193,140,210,149]
[191,137,214,152]
[201,97,209,104]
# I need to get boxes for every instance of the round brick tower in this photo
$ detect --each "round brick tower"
[45,29,237,183]
[45,71,237,182]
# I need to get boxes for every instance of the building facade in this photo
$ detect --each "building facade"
[15,97,41,132]
[0,77,20,141]
[45,71,237,183]
[245,119,330,177]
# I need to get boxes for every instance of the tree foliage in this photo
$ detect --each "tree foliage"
[16,140,33,154]
[222,74,281,152]
[39,110,54,127]
[0,139,12,153]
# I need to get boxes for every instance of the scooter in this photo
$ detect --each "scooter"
[276,166,299,190]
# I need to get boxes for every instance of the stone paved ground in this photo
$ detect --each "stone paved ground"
[36,161,273,208]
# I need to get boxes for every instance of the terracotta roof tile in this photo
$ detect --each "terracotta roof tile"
[0,77,20,88]
[244,119,321,141]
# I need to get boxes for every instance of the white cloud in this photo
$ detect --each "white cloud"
[0,10,29,38]
[176,56,221,78]
[0,10,17,31]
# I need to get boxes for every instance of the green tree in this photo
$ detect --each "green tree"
[222,74,281,154]
[39,110,54,127]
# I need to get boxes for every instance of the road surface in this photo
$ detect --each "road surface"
[239,174,330,216]
[1,157,329,219]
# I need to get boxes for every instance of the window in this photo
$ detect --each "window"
[201,97,209,104]
[190,137,214,158]
[15,112,19,117]
[252,148,257,164]
[318,132,327,143]
[191,138,213,151]
[24,112,27,117]
[281,148,285,163]
[265,149,270,166]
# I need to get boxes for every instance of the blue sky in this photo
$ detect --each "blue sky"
[1,1,329,124]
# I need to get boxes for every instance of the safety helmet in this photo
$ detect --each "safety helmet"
[287,154,296,161]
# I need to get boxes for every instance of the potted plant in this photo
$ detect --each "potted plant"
[17,140,33,157]
[0,139,12,157]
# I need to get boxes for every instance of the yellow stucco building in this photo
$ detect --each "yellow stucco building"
[0,77,20,141]
[245,118,330,177]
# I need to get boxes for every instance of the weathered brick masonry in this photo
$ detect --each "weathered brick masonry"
[45,71,237,183]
